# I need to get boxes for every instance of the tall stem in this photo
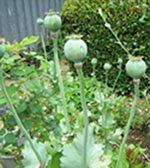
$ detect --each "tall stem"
[105,71,108,87]
[38,26,48,60]
[91,64,96,79]
[112,64,122,92]
[53,33,70,132]
[115,79,140,168]
[108,26,130,56]
[0,67,44,166]
[75,63,89,168]
[99,10,130,57]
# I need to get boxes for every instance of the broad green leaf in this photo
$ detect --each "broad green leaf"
[5,133,17,144]
[4,43,22,53]
[134,163,144,168]
[2,54,20,65]
[4,36,39,53]
[61,129,105,168]
[146,162,150,168]
[120,153,129,168]
[22,140,50,168]
[20,36,39,46]
[25,79,42,92]
[0,96,6,105]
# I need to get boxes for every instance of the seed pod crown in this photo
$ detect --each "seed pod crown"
[126,57,147,79]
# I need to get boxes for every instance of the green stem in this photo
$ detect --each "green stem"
[0,67,44,166]
[105,71,108,87]
[39,26,48,60]
[99,11,130,57]
[53,33,70,132]
[112,64,122,92]
[92,65,96,78]
[115,79,140,168]
[108,26,130,56]
[76,64,89,168]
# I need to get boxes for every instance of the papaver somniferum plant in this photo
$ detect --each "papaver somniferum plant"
[44,12,71,132]
[61,35,105,168]
[116,56,147,168]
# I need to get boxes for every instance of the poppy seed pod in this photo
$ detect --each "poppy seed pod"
[44,14,62,32]
[0,45,5,58]
[103,63,112,71]
[91,58,98,65]
[126,59,147,79]
[64,38,88,63]
[37,18,43,26]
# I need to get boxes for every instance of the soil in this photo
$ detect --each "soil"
[128,129,150,162]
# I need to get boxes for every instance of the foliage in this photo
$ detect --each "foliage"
[61,129,106,168]
[110,144,147,168]
[61,0,150,93]
[0,52,149,166]
[4,36,39,54]
[22,140,50,168]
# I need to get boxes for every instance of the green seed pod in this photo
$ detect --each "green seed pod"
[0,45,5,58]
[44,14,62,32]
[118,58,123,64]
[91,58,97,65]
[64,37,88,63]
[126,59,147,79]
[37,18,43,26]
[103,63,112,71]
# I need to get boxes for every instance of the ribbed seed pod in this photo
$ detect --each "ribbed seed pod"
[64,36,88,63]
[126,59,147,79]
[44,14,62,32]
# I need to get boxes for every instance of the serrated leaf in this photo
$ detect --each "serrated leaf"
[20,36,39,46]
[22,140,50,168]
[61,129,105,168]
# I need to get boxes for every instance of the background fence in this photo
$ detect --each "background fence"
[0,0,64,42]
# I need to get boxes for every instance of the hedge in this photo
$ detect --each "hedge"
[61,0,150,94]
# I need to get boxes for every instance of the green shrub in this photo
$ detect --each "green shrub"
[61,0,150,93]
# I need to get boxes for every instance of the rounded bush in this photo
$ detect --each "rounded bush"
[44,14,62,32]
[126,59,147,79]
[64,38,88,63]
[0,45,5,58]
